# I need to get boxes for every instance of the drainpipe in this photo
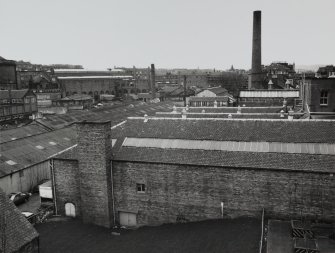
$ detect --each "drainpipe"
[110,162,116,226]
[50,159,58,215]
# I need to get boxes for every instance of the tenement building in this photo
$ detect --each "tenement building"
[52,117,335,228]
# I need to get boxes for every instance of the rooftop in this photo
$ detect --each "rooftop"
[112,118,335,144]
[0,122,51,144]
[0,126,76,178]
[0,189,39,252]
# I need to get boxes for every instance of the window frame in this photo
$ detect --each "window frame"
[136,183,146,193]
[320,90,328,106]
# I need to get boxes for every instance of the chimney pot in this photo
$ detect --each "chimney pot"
[144,114,149,122]
[228,114,232,119]
[237,105,242,114]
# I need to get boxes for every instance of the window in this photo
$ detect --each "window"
[320,90,328,105]
[136,183,146,193]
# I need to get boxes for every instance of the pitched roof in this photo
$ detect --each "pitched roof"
[0,123,50,144]
[112,118,335,144]
[0,188,39,252]
[113,147,335,173]
[189,96,229,102]
[155,112,303,119]
[0,126,76,178]
[206,87,228,95]
[176,107,284,113]
[0,89,31,100]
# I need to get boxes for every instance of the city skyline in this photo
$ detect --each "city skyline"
[1,0,334,70]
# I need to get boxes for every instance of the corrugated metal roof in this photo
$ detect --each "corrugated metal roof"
[0,126,76,177]
[0,123,50,144]
[239,90,299,98]
[122,137,335,155]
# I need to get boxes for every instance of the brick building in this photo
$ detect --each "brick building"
[52,118,335,228]
[302,78,335,115]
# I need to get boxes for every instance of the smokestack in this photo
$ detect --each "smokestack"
[248,10,264,89]
[150,64,156,99]
[252,10,262,74]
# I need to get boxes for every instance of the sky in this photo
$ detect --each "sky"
[0,0,334,70]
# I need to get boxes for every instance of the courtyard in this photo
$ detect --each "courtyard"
[36,217,261,253]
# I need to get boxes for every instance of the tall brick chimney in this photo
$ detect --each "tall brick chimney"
[248,10,264,89]
[150,64,156,99]
[76,121,113,228]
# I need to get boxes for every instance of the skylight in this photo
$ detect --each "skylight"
[63,137,70,141]
[36,145,45,150]
[49,141,57,145]
[6,160,17,165]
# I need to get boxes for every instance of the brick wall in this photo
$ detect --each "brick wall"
[77,121,113,228]
[53,159,81,217]
[113,161,335,226]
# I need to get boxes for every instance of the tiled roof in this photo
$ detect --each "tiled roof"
[0,127,76,178]
[113,147,335,173]
[113,118,335,144]
[0,188,39,252]
[0,123,51,144]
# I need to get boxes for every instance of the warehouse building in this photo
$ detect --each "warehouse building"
[52,118,335,228]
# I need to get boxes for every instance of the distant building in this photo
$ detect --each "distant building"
[264,62,296,89]
[0,89,38,124]
[0,188,39,253]
[316,65,335,78]
[0,56,18,90]
[56,71,133,101]
[52,94,93,110]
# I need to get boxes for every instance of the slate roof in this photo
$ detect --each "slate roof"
[175,107,284,113]
[36,101,173,129]
[112,118,335,144]
[113,147,335,173]
[0,188,39,252]
[189,96,229,102]
[0,122,50,144]
[199,87,228,96]
[0,126,76,178]
[155,112,303,119]
[0,89,31,100]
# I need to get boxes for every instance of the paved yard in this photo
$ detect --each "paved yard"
[36,217,260,253]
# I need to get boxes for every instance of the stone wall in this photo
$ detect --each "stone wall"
[113,161,335,226]
[53,159,81,217]
[76,121,113,228]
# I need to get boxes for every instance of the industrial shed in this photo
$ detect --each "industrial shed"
[0,126,76,195]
